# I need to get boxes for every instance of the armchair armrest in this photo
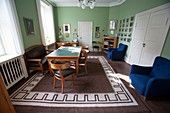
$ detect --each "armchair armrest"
[108,48,117,52]
[144,78,170,97]
[27,59,41,62]
[130,65,152,75]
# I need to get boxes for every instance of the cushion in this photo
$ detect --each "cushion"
[93,46,99,48]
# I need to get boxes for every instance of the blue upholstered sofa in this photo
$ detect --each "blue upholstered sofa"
[129,56,170,98]
[107,43,127,60]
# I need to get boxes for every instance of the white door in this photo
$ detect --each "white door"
[78,22,92,51]
[129,14,150,65]
[129,5,170,66]
[139,8,170,66]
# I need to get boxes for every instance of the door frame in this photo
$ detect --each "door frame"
[78,21,93,51]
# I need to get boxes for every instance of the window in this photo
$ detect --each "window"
[0,0,24,58]
[36,0,55,46]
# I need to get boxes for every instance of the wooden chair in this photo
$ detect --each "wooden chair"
[49,60,75,93]
[82,46,89,53]
[24,45,48,75]
[79,49,88,74]
[92,41,101,52]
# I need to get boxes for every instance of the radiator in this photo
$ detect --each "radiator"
[0,55,28,89]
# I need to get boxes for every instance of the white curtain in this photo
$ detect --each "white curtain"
[36,0,55,46]
[0,0,24,56]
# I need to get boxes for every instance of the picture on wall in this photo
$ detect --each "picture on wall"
[63,24,70,33]
[59,26,62,36]
[109,20,117,30]
[96,27,99,32]
[95,27,100,38]
[23,17,35,35]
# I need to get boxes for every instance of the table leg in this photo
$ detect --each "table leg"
[48,61,52,76]
[76,59,79,75]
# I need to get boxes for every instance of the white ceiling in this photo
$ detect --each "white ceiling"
[49,0,126,7]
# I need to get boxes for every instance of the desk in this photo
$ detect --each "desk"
[46,46,82,75]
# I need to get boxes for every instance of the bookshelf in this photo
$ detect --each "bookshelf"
[102,36,118,52]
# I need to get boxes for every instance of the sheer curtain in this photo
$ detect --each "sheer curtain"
[0,0,24,57]
[36,0,55,46]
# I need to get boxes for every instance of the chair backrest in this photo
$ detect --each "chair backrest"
[25,45,46,59]
[150,56,170,78]
[81,49,88,59]
[82,46,89,50]
[118,43,128,51]
[50,60,70,70]
[92,41,101,44]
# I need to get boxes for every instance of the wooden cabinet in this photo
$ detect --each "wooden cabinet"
[102,36,118,52]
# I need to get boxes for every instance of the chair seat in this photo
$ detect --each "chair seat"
[93,46,99,48]
[79,59,86,63]
[54,68,75,78]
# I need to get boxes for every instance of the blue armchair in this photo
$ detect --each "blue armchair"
[129,56,170,98]
[107,43,127,60]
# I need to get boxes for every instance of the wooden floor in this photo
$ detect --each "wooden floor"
[8,52,170,113]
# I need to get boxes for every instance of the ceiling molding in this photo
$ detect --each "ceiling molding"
[109,0,126,7]
[51,0,126,7]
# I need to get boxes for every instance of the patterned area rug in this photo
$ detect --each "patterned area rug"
[10,56,138,107]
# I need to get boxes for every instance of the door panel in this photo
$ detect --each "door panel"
[78,22,92,50]
[129,14,150,65]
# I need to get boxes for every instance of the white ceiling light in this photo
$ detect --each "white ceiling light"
[78,0,96,9]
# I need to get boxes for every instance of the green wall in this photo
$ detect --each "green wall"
[14,0,170,59]
[109,0,170,59]
[54,7,109,42]
[14,0,41,49]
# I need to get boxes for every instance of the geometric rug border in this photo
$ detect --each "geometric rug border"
[10,56,138,107]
